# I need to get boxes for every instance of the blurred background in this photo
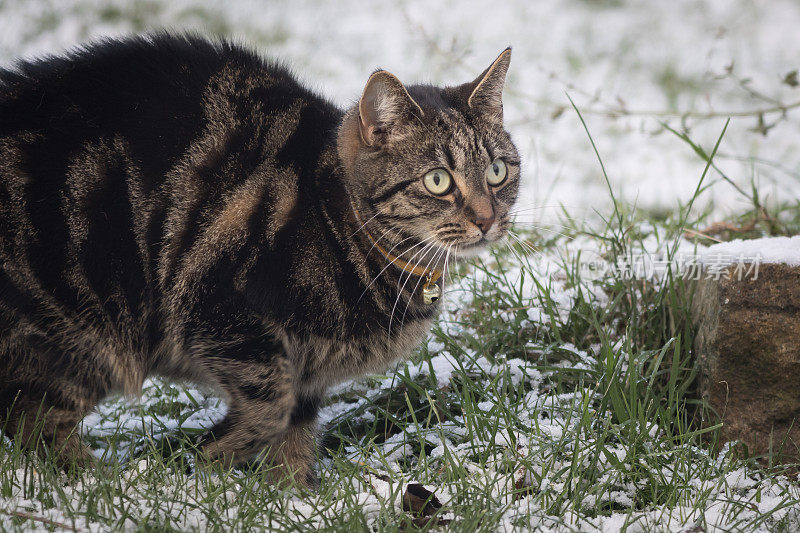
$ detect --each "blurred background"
[1,0,799,224]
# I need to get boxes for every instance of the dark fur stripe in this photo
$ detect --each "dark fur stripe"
[372,178,417,204]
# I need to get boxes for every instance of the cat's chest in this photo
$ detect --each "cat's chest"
[282,318,432,395]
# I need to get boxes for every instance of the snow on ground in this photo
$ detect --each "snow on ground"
[4,233,795,531]
[56,252,795,532]
[1,0,799,222]
[698,235,800,266]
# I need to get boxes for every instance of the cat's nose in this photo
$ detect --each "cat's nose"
[472,215,495,234]
[469,199,495,234]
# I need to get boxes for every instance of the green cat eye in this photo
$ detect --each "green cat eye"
[423,168,453,196]
[486,159,507,186]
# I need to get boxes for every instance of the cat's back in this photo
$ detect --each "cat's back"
[0,34,337,348]
[0,34,306,160]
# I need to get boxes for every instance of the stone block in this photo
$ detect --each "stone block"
[692,262,800,461]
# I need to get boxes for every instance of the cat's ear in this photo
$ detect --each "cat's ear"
[464,48,511,122]
[358,70,424,146]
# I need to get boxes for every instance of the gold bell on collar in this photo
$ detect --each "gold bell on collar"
[351,202,444,305]
[422,277,441,304]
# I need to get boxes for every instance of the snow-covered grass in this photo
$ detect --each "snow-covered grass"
[3,121,799,531]
[2,1,800,531]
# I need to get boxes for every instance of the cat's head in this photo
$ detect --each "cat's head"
[338,49,519,262]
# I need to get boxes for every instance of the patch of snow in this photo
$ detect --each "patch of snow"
[698,235,800,266]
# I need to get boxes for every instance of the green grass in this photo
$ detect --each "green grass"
[2,117,800,532]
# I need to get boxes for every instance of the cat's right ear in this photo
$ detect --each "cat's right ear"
[358,70,424,147]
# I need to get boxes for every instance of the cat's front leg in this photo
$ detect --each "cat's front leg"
[196,351,316,487]
[267,394,321,488]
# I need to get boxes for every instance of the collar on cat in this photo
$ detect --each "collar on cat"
[351,203,443,304]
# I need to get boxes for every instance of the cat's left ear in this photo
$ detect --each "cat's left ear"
[463,48,511,122]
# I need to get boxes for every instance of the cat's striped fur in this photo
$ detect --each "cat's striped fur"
[0,34,519,485]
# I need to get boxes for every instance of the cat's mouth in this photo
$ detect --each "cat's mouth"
[450,236,493,258]
[449,226,511,258]
[461,237,488,249]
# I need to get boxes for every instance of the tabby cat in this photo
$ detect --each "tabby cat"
[0,34,519,486]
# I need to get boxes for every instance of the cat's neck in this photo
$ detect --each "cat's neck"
[314,143,447,316]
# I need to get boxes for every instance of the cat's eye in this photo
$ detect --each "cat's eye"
[485,159,507,186]
[422,168,453,196]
